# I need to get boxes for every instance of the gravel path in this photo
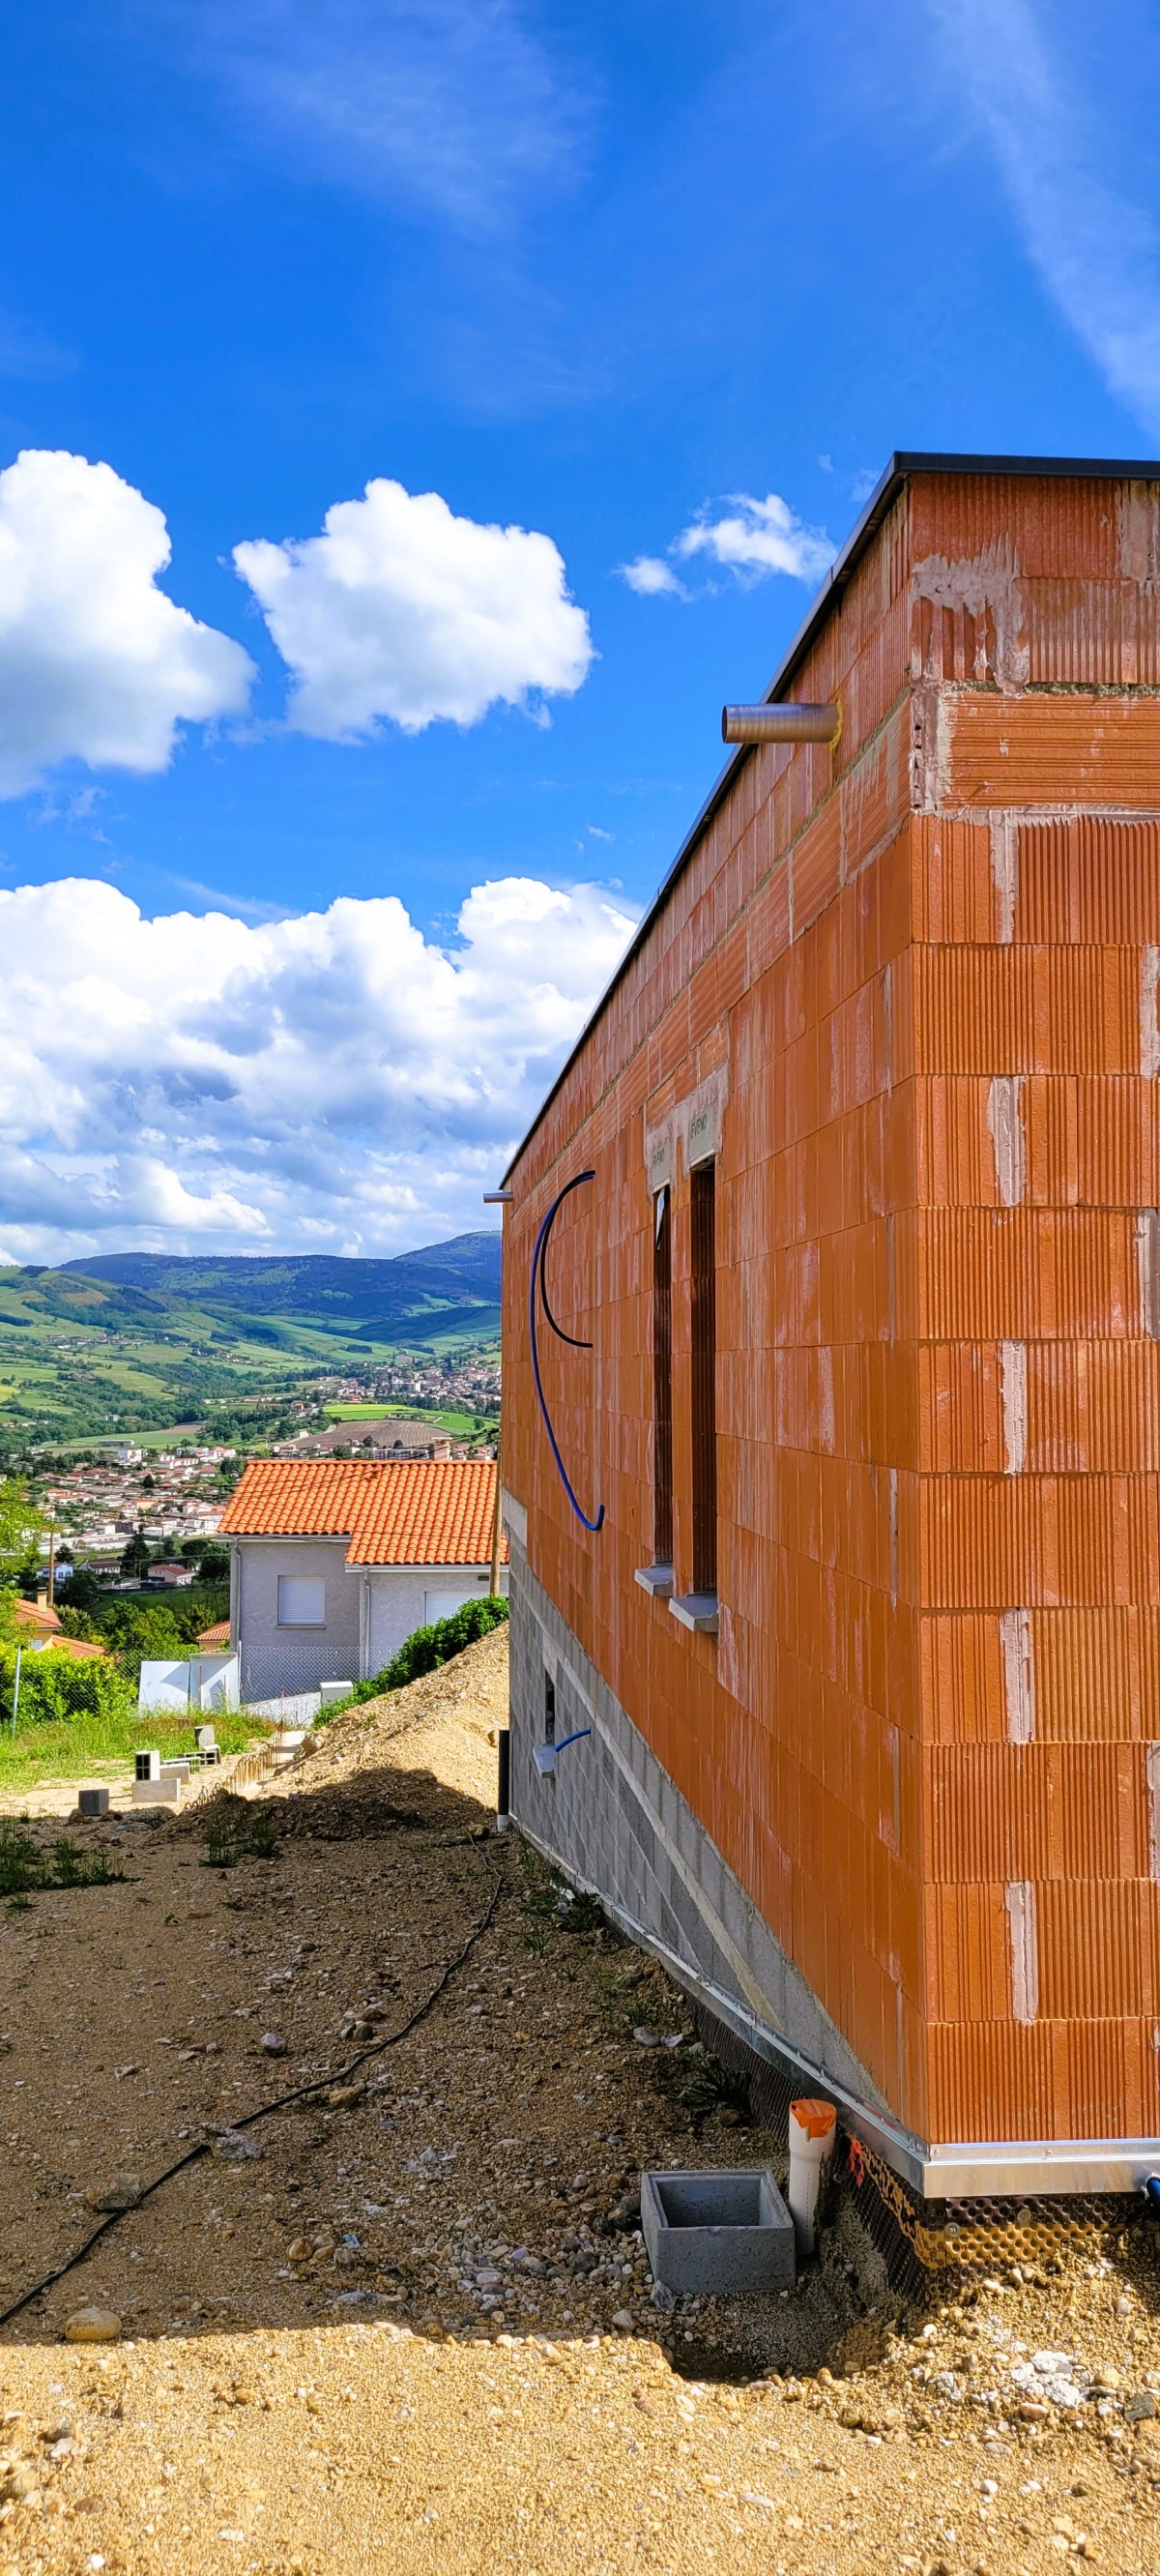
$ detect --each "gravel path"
[0,1625,1158,2570]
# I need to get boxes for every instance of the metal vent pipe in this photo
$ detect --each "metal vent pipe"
[721,702,841,746]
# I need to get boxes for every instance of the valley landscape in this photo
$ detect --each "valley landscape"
[0,1235,503,1458]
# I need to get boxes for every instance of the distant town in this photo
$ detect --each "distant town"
[23,1348,501,1586]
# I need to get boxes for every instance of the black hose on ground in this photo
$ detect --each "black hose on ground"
[0,1862,503,2331]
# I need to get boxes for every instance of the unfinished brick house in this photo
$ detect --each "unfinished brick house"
[499,453,1160,2206]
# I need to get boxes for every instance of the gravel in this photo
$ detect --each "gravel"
[0,1624,1158,2569]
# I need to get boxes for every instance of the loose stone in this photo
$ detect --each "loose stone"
[64,2306,122,2343]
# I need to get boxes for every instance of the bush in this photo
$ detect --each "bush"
[0,1644,137,1728]
[86,1587,230,1681]
[335,1594,509,1712]
[96,1601,191,1683]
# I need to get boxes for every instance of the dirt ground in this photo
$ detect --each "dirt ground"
[0,1624,1159,2572]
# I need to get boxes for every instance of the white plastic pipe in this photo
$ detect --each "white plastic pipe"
[787,2096,837,2259]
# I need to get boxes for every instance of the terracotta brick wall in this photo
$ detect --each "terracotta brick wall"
[504,466,1160,2152]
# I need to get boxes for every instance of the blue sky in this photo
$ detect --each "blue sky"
[4,0,1160,1261]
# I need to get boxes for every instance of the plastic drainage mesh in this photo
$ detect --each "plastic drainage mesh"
[845,2140,1136,2286]
[688,1999,799,2133]
[689,1997,1139,2292]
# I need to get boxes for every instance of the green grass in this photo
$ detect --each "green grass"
[0,1819,129,1898]
[327,1403,489,1431]
[0,1707,272,1794]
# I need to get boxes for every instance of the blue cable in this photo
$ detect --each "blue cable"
[529,1173,605,1534]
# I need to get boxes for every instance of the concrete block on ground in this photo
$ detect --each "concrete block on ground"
[132,1772,182,1805]
[77,1787,109,1819]
[319,1680,355,1707]
[641,2167,795,2296]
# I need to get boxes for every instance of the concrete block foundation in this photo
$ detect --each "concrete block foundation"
[508,1540,890,2127]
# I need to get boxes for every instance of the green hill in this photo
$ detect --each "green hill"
[0,1234,502,1454]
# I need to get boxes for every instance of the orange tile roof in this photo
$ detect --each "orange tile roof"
[219,1457,507,1568]
[196,1619,231,1652]
[12,1598,106,1660]
[14,1596,62,1634]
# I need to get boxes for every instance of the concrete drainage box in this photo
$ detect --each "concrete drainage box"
[641,2168,795,2296]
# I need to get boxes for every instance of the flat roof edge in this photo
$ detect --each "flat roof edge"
[502,449,1160,1185]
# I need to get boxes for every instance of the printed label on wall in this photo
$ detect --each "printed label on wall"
[646,1125,674,1192]
[685,1094,718,1167]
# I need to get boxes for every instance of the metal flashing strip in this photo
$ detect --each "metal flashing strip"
[502,447,1160,1187]
[923,2138,1160,2199]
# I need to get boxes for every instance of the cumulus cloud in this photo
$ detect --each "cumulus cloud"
[933,0,1160,436]
[234,477,594,738]
[620,554,687,599]
[0,450,254,797]
[0,872,637,1264]
[620,490,833,600]
[677,493,835,584]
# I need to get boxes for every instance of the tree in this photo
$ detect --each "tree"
[59,1565,103,1618]
[189,1539,228,1581]
[98,1597,189,1684]
[120,1528,151,1581]
[0,1477,44,1580]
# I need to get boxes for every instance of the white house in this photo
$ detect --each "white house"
[219,1456,508,1703]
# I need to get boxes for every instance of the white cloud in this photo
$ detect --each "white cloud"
[235,476,594,738]
[621,491,834,601]
[676,493,835,585]
[619,554,687,599]
[192,0,587,236]
[933,0,1160,434]
[0,872,637,1263]
[0,450,254,798]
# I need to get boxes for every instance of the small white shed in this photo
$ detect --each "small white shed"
[137,1653,240,1715]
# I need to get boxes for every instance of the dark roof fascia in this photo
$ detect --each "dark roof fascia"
[502,448,1160,1186]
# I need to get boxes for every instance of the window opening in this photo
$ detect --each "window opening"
[690,1160,717,1597]
[544,1672,557,1743]
[653,1185,674,1567]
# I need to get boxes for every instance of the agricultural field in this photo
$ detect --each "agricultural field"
[0,1235,501,1455]
[327,1403,482,1435]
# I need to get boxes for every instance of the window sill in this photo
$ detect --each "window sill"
[634,1564,674,1598]
[669,1592,719,1636]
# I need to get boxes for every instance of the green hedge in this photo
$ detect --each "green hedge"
[333,1594,509,1713]
[0,1645,137,1727]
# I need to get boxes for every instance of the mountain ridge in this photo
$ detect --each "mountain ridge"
[61,1233,503,1332]
[0,1234,503,1452]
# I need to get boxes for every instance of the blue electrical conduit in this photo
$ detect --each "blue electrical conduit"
[529,1170,605,1533]
[534,1727,593,1775]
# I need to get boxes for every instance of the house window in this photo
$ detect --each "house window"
[544,1672,557,1743]
[424,1586,480,1625]
[277,1575,326,1627]
[652,1185,674,1567]
[690,1160,717,1596]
